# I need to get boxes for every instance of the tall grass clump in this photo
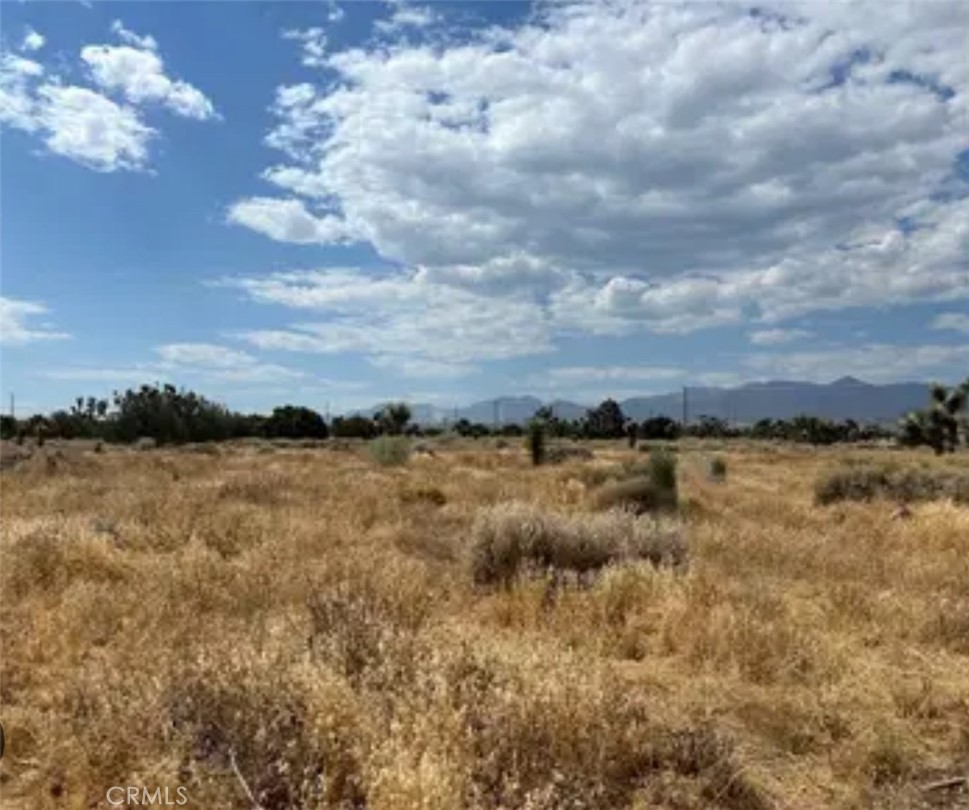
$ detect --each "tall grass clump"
[469,501,686,586]
[709,456,728,482]
[368,435,411,467]
[526,419,546,466]
[593,448,679,514]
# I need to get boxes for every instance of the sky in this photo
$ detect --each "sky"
[1,0,967,416]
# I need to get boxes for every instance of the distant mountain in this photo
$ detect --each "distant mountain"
[619,379,927,424]
[352,378,933,426]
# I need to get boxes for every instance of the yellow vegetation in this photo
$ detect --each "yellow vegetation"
[1,440,967,809]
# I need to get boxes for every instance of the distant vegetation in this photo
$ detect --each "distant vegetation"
[2,379,967,450]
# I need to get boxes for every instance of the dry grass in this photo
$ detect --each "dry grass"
[1,439,968,809]
[468,501,685,586]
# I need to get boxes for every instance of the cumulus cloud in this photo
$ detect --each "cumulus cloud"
[227,197,349,244]
[282,28,328,68]
[0,296,70,345]
[1,20,214,171]
[36,85,155,171]
[931,312,969,334]
[230,0,968,340]
[21,27,45,53]
[223,268,555,366]
[110,20,158,51]
[748,328,813,346]
[82,25,216,120]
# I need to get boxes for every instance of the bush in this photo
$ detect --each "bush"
[815,464,969,506]
[469,502,686,586]
[709,456,727,482]
[526,420,546,466]
[647,448,678,494]
[545,444,594,464]
[368,435,410,467]
[592,477,678,514]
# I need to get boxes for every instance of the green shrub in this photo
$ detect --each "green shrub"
[469,502,686,586]
[368,436,410,467]
[709,456,727,482]
[526,420,546,466]
[592,477,678,514]
[646,448,678,495]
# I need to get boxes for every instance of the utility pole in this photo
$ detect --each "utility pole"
[492,399,498,428]
[681,386,688,427]
[9,393,14,419]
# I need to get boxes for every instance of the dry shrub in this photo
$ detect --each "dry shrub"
[816,463,969,505]
[399,486,447,507]
[3,525,129,600]
[592,477,679,514]
[469,502,686,586]
[168,647,366,809]
[545,444,594,464]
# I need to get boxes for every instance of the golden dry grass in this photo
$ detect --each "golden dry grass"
[1,439,968,809]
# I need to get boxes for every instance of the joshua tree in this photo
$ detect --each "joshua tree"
[899,378,969,454]
[377,402,412,436]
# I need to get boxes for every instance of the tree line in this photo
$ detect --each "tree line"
[1,379,966,452]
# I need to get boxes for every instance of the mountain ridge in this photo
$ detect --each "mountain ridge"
[358,377,934,426]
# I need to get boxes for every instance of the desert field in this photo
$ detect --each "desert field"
[1,439,967,809]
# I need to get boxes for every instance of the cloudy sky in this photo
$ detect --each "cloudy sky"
[2,1,967,414]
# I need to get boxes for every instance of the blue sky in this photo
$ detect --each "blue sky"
[1,0,967,415]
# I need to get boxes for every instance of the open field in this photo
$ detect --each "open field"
[1,439,968,809]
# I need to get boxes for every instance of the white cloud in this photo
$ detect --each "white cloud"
[229,0,968,338]
[0,51,44,131]
[223,268,555,365]
[543,366,685,384]
[327,2,345,23]
[82,30,216,120]
[368,355,475,379]
[110,20,158,52]
[0,296,70,345]
[1,21,215,171]
[931,312,969,335]
[744,343,969,384]
[282,28,328,68]
[375,5,438,34]
[36,85,155,171]
[748,328,813,346]
[226,197,349,244]
[39,367,166,384]
[21,27,45,53]
[154,342,303,383]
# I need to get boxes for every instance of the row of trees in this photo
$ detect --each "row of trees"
[2,380,966,450]
[0,385,413,445]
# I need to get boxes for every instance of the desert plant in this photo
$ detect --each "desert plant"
[376,402,412,436]
[815,463,969,506]
[469,502,686,586]
[646,448,678,495]
[709,456,727,482]
[368,435,410,466]
[526,419,547,466]
[815,466,890,505]
[592,477,678,514]
[898,378,969,454]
